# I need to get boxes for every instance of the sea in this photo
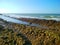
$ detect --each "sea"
[0,13,60,26]
[3,14,60,21]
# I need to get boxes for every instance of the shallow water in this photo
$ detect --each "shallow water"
[0,15,40,27]
[3,14,60,21]
[0,15,29,25]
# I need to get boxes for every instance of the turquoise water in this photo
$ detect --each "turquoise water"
[4,14,60,21]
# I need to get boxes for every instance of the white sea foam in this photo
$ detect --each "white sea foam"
[3,14,60,21]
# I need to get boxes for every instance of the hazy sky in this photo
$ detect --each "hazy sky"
[0,0,60,13]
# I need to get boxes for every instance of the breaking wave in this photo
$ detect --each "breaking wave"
[3,14,60,21]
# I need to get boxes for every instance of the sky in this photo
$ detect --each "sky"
[0,0,60,13]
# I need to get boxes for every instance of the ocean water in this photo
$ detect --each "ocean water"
[0,15,40,27]
[3,14,60,21]
[0,15,29,25]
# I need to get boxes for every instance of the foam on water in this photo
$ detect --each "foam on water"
[3,14,60,21]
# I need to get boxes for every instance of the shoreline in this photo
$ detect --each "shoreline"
[19,18,60,24]
[1,14,60,21]
[0,14,60,30]
[18,18,60,29]
[0,16,60,45]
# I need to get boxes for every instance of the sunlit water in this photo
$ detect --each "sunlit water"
[0,15,39,26]
[0,14,60,27]
[3,14,60,21]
